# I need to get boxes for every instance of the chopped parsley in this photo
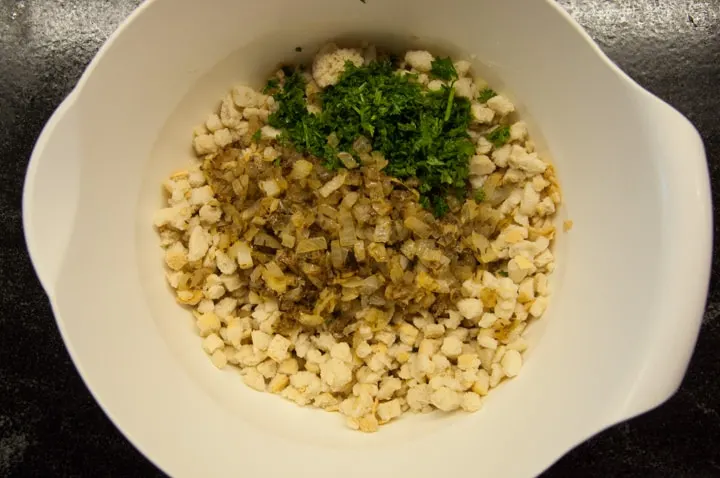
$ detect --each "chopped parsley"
[268,60,474,216]
[474,189,486,202]
[432,197,449,217]
[262,78,279,94]
[267,67,336,165]
[430,57,458,82]
[486,125,511,147]
[251,129,262,142]
[273,157,281,167]
[498,270,508,277]
[477,87,497,103]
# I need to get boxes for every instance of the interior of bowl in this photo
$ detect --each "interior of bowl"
[42,0,683,476]
[136,27,576,441]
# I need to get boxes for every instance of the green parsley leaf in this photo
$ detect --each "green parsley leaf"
[498,270,509,277]
[432,196,449,217]
[430,57,458,82]
[262,78,279,94]
[443,85,456,122]
[474,189,486,202]
[477,87,497,103]
[486,125,511,147]
[251,129,262,142]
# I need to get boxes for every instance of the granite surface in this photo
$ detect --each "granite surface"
[0,0,718,476]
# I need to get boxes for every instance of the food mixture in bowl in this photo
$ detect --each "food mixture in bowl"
[153,43,561,432]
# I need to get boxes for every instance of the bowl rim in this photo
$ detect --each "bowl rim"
[22,0,713,476]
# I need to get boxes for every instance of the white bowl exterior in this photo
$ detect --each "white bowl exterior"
[22,0,712,477]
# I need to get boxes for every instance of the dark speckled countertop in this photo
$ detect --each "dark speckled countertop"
[1,1,718,476]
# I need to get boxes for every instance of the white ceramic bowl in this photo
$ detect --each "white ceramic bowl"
[23,0,712,476]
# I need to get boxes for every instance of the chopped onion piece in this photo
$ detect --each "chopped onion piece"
[404,216,432,239]
[367,243,388,262]
[373,217,392,243]
[318,204,338,219]
[318,173,346,198]
[352,203,373,223]
[389,258,404,283]
[314,289,337,315]
[264,275,287,294]
[372,200,392,216]
[352,136,372,154]
[330,240,347,269]
[341,192,359,209]
[337,277,365,288]
[371,151,388,170]
[338,152,358,169]
[471,232,490,253]
[400,240,417,259]
[368,294,386,306]
[416,271,442,292]
[327,132,340,148]
[259,178,281,197]
[299,313,324,327]
[361,274,384,294]
[418,248,451,266]
[261,262,287,293]
[338,210,357,247]
[291,159,314,180]
[244,225,259,242]
[434,279,450,293]
[358,152,374,165]
[296,237,328,254]
[301,262,322,276]
[354,241,366,262]
[342,290,360,302]
[240,202,261,221]
[254,232,282,249]
[264,260,284,278]
[281,232,296,248]
[359,307,391,331]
